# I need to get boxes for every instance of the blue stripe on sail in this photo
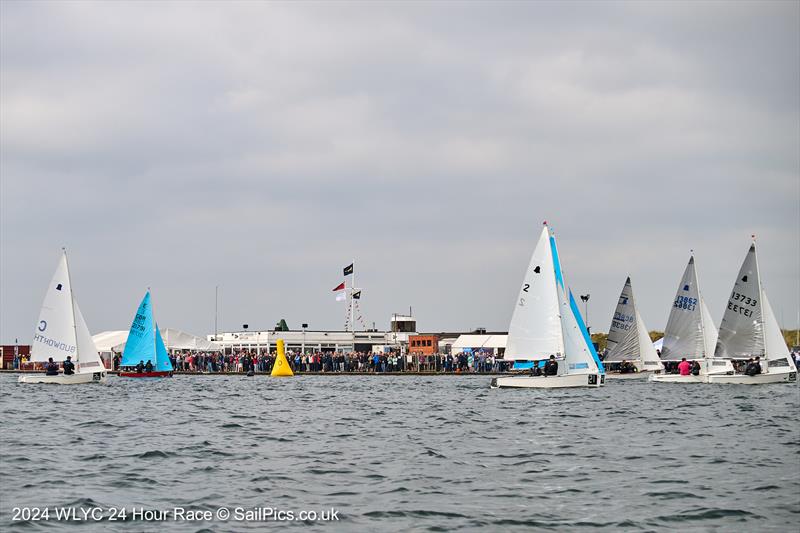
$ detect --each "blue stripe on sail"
[549,235,564,290]
[154,326,173,372]
[121,291,155,367]
[569,290,605,374]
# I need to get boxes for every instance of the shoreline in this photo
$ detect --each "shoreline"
[0,369,510,376]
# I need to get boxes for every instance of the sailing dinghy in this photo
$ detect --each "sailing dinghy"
[603,277,663,379]
[706,241,796,384]
[118,291,174,378]
[651,255,734,383]
[491,224,604,389]
[19,250,108,384]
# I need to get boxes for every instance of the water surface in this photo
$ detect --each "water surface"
[1,374,797,531]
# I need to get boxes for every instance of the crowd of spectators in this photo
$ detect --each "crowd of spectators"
[110,350,512,373]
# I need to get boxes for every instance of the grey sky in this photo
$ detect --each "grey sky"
[1,1,798,343]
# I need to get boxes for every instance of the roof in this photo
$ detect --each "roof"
[93,328,222,352]
[452,334,507,349]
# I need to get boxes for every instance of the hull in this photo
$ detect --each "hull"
[605,371,655,380]
[649,373,708,383]
[118,371,172,378]
[491,373,603,389]
[18,372,107,385]
[707,370,796,385]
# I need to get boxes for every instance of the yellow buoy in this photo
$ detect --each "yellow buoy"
[271,339,294,377]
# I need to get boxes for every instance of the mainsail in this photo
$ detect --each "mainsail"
[661,256,717,361]
[714,244,764,359]
[121,291,156,367]
[31,253,76,363]
[604,277,659,369]
[505,226,563,360]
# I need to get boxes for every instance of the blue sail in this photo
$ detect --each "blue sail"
[154,326,173,372]
[121,291,155,367]
[569,290,605,374]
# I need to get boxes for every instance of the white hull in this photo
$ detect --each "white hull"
[649,373,708,384]
[18,372,107,385]
[707,369,796,385]
[491,373,603,389]
[605,371,657,380]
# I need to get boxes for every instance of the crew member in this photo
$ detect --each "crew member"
[63,356,75,375]
[620,360,636,374]
[45,357,59,376]
[691,360,701,376]
[530,361,542,376]
[544,355,558,376]
[136,360,145,373]
[678,357,691,376]
[145,360,154,373]
[745,357,762,376]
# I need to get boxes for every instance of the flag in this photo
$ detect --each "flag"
[336,292,346,302]
[343,263,354,276]
[332,282,345,292]
[352,290,361,299]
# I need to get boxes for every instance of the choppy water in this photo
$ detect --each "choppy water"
[0,374,798,531]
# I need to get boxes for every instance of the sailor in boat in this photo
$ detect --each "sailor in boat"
[45,357,59,376]
[678,358,691,376]
[530,362,543,376]
[543,355,558,376]
[145,360,154,373]
[691,361,701,376]
[135,361,145,373]
[744,357,762,376]
[619,360,637,374]
[63,356,75,376]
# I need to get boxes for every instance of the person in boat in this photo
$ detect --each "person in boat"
[135,360,145,373]
[691,360,701,376]
[745,357,762,376]
[145,360,154,373]
[45,357,59,376]
[678,357,691,376]
[544,355,558,376]
[63,355,75,375]
[530,361,542,376]
[619,360,636,374]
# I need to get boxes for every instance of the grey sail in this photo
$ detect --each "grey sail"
[604,277,641,362]
[661,256,707,361]
[714,244,764,359]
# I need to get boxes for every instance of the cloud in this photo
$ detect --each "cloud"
[1,1,797,342]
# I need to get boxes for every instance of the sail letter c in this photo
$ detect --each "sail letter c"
[38,320,47,332]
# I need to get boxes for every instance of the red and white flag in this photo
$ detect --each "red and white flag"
[333,282,346,301]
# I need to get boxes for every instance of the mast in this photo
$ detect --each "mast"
[752,236,768,371]
[63,248,80,364]
[691,251,709,363]
[149,288,158,368]
[350,259,355,333]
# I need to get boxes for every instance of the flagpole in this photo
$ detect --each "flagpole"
[350,259,356,332]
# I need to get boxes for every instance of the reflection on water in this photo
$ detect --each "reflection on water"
[1,375,797,531]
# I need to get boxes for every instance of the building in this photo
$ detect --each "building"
[1,344,29,369]
[408,334,439,356]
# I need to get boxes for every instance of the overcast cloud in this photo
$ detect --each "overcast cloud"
[1,1,798,343]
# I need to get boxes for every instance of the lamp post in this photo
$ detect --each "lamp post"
[580,294,590,334]
[302,323,308,355]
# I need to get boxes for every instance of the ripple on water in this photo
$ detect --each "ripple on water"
[0,374,797,532]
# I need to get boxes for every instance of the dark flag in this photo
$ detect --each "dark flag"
[343,263,354,276]
[352,290,361,299]
[332,282,345,292]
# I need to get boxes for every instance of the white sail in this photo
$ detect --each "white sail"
[699,297,718,359]
[559,285,595,375]
[604,277,641,362]
[74,301,105,373]
[714,244,764,359]
[660,257,709,361]
[31,253,77,363]
[505,226,563,360]
[635,311,662,370]
[761,291,792,370]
